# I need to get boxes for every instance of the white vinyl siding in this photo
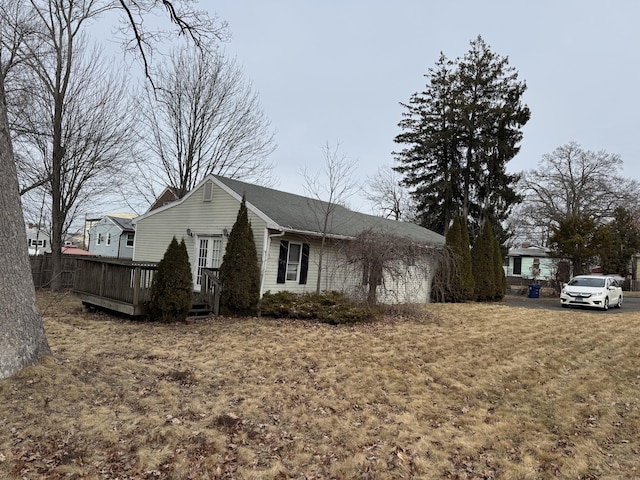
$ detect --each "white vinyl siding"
[134,177,438,304]
[133,180,268,285]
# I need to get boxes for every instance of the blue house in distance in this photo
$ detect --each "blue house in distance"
[88,215,136,259]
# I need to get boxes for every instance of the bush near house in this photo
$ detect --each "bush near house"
[148,237,193,322]
[219,195,261,316]
[260,291,374,324]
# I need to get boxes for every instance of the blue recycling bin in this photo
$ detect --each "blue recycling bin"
[528,284,541,298]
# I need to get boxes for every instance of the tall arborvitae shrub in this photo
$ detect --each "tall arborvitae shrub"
[431,218,459,302]
[491,225,507,300]
[456,216,475,300]
[219,194,261,315]
[431,215,475,303]
[471,220,496,302]
[443,217,462,302]
[148,237,193,322]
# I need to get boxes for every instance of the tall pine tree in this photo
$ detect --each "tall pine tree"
[219,194,261,315]
[394,36,529,241]
[395,54,462,235]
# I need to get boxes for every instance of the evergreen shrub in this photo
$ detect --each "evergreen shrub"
[260,291,374,325]
[219,195,261,316]
[148,237,193,322]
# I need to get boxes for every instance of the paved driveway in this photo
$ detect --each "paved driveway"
[504,293,640,313]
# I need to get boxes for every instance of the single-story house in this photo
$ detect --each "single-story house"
[26,224,51,255]
[504,243,557,282]
[88,215,136,259]
[132,175,445,304]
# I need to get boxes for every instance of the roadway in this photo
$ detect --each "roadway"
[503,293,640,313]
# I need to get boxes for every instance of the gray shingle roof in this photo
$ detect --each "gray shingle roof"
[108,216,134,232]
[214,176,445,246]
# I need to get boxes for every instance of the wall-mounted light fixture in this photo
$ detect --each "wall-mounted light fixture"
[223,228,229,238]
[186,228,193,237]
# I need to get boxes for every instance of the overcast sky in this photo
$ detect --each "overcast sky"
[210,1,639,212]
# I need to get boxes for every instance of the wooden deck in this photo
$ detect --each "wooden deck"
[73,258,222,317]
[73,258,157,316]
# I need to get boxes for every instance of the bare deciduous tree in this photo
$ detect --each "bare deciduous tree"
[7,0,139,291]
[345,229,444,307]
[365,164,414,221]
[513,141,640,245]
[129,46,276,208]
[0,0,224,379]
[302,141,359,295]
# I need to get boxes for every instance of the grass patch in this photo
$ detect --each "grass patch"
[1,291,639,478]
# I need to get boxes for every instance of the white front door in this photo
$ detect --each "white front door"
[194,236,222,292]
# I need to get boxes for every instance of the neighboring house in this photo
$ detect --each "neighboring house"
[504,243,557,282]
[88,215,136,259]
[147,186,180,212]
[133,175,445,304]
[26,224,51,255]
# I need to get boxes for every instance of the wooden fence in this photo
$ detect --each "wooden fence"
[30,254,83,289]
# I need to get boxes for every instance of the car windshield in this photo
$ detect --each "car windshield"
[568,277,605,288]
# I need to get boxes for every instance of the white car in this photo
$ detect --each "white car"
[560,275,623,310]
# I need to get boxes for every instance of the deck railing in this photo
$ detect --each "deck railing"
[73,258,158,316]
[201,268,222,316]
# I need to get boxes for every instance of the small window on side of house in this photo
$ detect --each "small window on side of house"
[126,233,134,247]
[106,233,111,246]
[96,233,103,246]
[203,181,213,202]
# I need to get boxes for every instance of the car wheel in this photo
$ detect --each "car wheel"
[616,296,623,309]
[603,297,609,311]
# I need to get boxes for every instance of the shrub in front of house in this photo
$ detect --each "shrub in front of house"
[260,291,374,324]
[148,237,193,322]
[219,194,261,316]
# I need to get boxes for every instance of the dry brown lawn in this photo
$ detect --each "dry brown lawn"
[1,291,639,479]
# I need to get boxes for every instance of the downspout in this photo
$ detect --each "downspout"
[259,229,284,297]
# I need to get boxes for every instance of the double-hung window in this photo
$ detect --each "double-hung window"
[286,243,302,281]
[277,240,309,284]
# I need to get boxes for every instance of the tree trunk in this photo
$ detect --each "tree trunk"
[50,91,65,291]
[0,79,51,379]
[315,235,326,295]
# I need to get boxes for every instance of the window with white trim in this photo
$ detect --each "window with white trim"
[96,233,103,245]
[126,233,135,247]
[286,243,302,281]
[277,240,309,284]
[106,233,111,246]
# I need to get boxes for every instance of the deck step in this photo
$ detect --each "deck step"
[189,303,212,316]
